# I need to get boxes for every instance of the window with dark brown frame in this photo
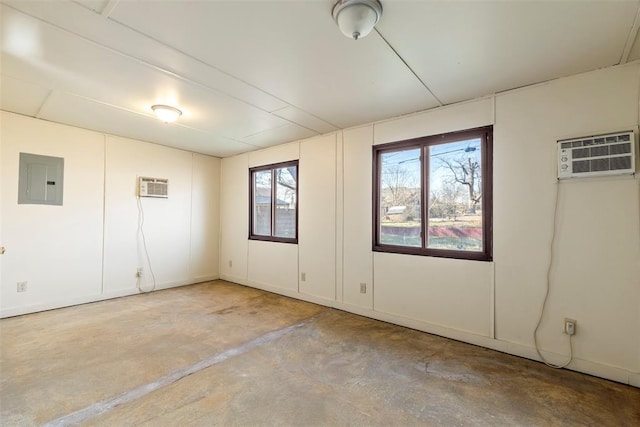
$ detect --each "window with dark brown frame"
[373,126,493,261]
[249,160,298,243]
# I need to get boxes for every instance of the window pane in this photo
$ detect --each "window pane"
[379,148,422,247]
[428,138,483,251]
[274,166,297,238]
[253,170,272,236]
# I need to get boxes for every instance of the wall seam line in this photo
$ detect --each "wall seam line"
[100,135,107,295]
[340,132,345,303]
[336,133,340,302]
[491,94,497,340]
[371,125,375,312]
[297,143,301,293]
[188,153,195,282]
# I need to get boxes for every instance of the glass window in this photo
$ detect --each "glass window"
[373,127,492,261]
[252,170,272,236]
[427,138,483,252]
[274,166,297,239]
[379,148,422,248]
[250,160,298,243]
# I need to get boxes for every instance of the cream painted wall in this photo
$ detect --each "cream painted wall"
[245,142,301,293]
[3,61,637,384]
[247,240,299,292]
[1,112,104,314]
[299,134,336,301]
[221,136,340,300]
[371,96,495,338]
[220,62,640,385]
[374,253,493,336]
[219,153,249,282]
[248,141,299,167]
[103,136,193,293]
[191,154,221,281]
[342,125,373,309]
[0,112,220,317]
[373,97,494,145]
[493,64,640,371]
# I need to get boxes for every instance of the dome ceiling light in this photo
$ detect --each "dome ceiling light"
[151,104,182,123]
[332,0,383,40]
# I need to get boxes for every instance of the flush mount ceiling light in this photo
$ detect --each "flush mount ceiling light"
[332,0,382,40]
[151,104,182,123]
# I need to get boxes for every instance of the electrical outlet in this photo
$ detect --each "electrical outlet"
[301,272,306,282]
[17,281,27,292]
[564,318,577,336]
[229,260,233,268]
[360,283,367,294]
[136,268,144,278]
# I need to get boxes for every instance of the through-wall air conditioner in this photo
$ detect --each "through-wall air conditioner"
[138,177,168,198]
[557,130,636,179]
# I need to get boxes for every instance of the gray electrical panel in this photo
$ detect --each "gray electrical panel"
[18,153,64,206]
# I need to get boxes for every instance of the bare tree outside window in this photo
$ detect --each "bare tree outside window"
[436,141,482,214]
[373,126,492,261]
[428,139,482,251]
[379,148,421,247]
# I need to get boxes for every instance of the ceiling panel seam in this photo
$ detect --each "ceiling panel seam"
[70,0,119,17]
[620,4,640,64]
[266,117,326,136]
[100,0,120,17]
[270,105,340,130]
[373,28,443,107]
[240,122,311,141]
[35,89,54,119]
[3,3,340,133]
[270,108,334,134]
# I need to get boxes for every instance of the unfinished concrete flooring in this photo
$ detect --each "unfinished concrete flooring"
[2,281,639,426]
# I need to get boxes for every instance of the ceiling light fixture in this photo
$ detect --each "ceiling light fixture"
[151,104,182,123]
[332,0,382,40]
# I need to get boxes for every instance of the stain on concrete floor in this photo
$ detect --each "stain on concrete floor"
[1,280,639,426]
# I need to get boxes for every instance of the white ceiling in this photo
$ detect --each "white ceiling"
[1,0,639,158]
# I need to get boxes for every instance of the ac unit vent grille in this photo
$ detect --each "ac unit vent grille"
[572,160,589,173]
[611,144,631,155]
[591,158,609,172]
[611,156,632,170]
[138,177,169,198]
[573,148,590,158]
[558,131,635,179]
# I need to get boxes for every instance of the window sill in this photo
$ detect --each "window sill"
[249,235,298,244]
[373,244,492,262]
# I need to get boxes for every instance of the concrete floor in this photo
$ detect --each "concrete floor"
[1,281,639,426]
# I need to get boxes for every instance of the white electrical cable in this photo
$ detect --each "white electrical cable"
[533,180,573,369]
[136,195,157,293]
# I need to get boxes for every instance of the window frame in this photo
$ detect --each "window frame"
[249,159,299,244]
[372,126,493,261]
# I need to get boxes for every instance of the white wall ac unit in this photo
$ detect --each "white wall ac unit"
[138,177,168,198]
[557,130,635,179]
